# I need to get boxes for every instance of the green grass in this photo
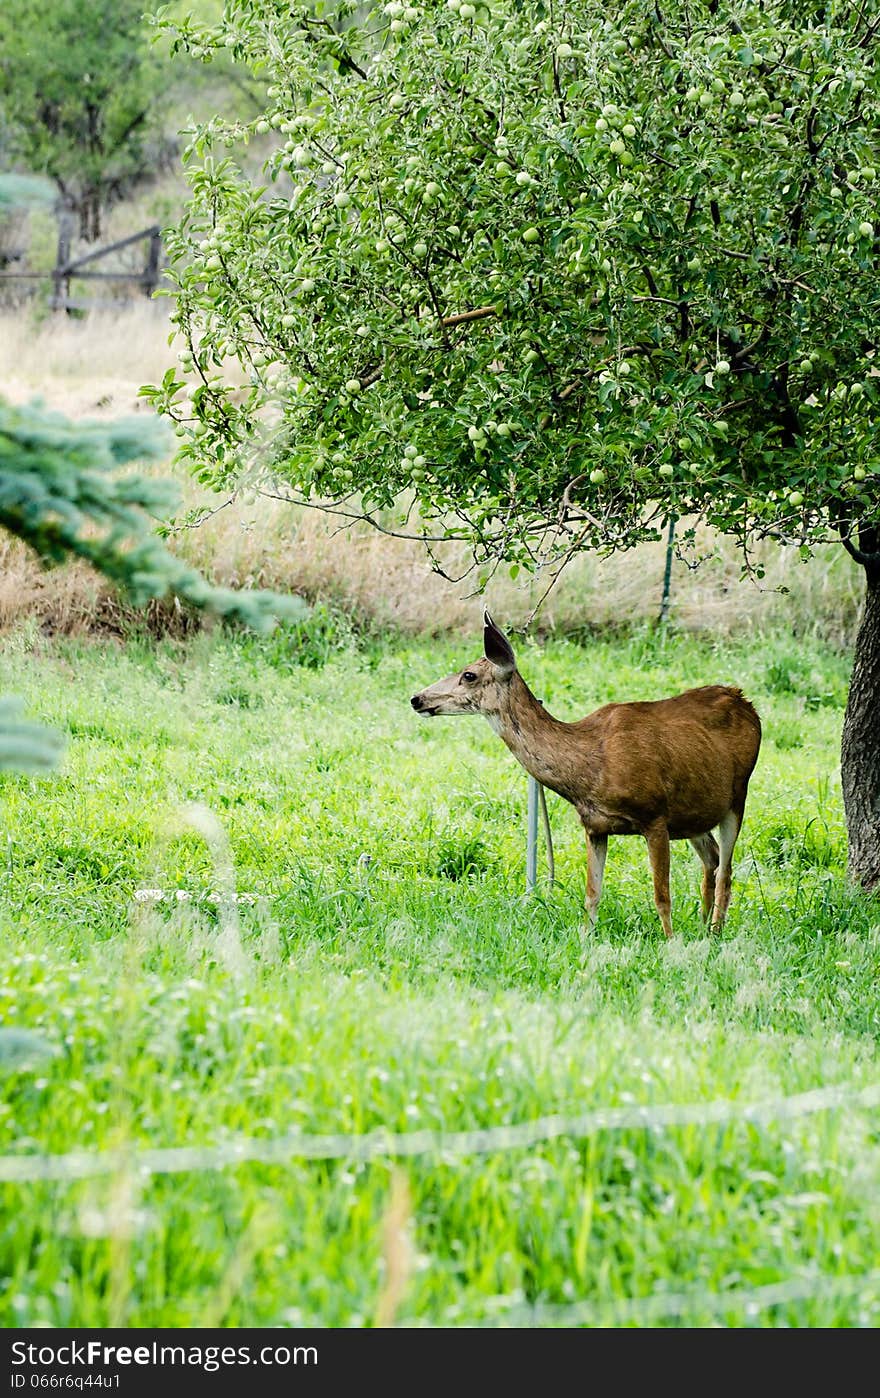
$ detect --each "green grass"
[1,618,879,1328]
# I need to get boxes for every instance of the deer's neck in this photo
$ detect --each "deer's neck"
[489,674,576,792]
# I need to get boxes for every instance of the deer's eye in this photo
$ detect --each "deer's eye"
[462,670,478,683]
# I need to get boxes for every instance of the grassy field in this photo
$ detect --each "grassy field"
[1,616,879,1328]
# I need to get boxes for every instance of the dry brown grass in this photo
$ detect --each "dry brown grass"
[161,495,863,645]
[0,302,180,419]
[0,305,866,647]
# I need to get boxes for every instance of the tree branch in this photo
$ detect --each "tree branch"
[440,305,498,327]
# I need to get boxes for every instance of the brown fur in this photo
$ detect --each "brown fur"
[411,613,761,937]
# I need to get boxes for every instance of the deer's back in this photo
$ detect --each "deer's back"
[567,685,761,838]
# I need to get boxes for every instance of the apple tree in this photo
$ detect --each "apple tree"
[147,0,880,886]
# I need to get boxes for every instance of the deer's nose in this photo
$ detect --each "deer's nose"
[411,694,424,711]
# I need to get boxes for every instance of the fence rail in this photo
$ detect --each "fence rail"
[0,218,162,312]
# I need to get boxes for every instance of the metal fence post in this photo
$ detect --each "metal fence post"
[526,775,539,894]
[658,514,677,625]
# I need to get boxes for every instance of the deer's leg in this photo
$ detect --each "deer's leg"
[689,832,720,922]
[645,823,673,939]
[712,808,742,929]
[584,832,608,929]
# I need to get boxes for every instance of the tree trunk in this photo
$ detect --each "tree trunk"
[77,188,102,243]
[841,559,880,889]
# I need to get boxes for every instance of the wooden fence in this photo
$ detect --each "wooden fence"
[0,212,163,312]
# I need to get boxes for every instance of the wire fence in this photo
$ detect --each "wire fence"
[465,1267,880,1328]
[3,1077,879,1326]
[1,1079,878,1184]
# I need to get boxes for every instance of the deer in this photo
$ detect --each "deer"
[410,612,761,938]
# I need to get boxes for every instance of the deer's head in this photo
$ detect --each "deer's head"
[411,611,517,721]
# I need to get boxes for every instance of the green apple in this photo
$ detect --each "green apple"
[424,181,441,197]
[715,359,731,375]
[858,221,874,239]
[495,422,511,436]
[589,467,605,484]
[622,123,636,138]
[388,93,406,110]
[522,226,540,243]
[300,278,316,293]
[281,313,296,329]
[515,170,532,187]
[413,241,429,258]
[460,2,475,15]
[255,119,270,134]
[853,466,867,481]
[609,138,626,156]
[595,117,608,132]
[345,378,362,395]
[556,43,573,59]
[658,463,675,478]
[524,348,540,364]
[787,490,803,507]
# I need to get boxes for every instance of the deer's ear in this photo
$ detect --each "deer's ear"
[483,610,516,676]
